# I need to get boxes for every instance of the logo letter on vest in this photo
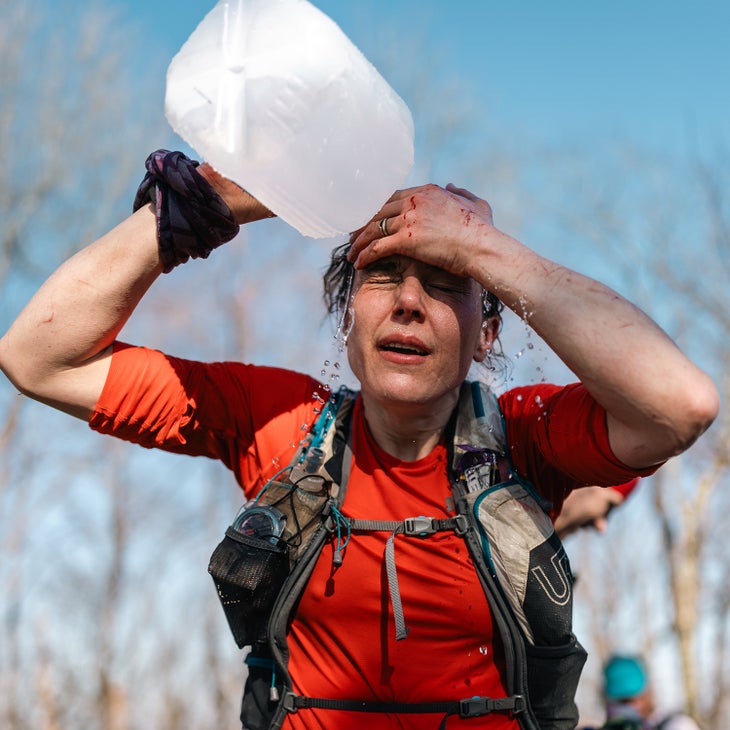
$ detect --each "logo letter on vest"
[530,548,572,606]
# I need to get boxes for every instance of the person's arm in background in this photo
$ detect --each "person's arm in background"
[554,479,639,539]
[0,155,271,421]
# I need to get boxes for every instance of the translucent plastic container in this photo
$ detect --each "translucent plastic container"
[165,0,415,238]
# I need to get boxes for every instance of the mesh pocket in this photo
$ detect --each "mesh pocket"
[525,636,587,729]
[208,528,289,648]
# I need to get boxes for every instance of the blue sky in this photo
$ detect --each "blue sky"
[117,0,729,156]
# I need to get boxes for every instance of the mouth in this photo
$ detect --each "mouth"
[378,337,430,357]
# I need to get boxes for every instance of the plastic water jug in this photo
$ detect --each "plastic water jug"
[165,0,415,238]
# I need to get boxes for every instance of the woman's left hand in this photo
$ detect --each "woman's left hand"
[347,183,495,276]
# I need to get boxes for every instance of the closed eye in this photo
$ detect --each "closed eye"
[361,260,402,286]
[425,277,471,296]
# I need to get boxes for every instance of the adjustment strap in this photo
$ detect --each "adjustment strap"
[283,692,526,722]
[347,515,468,537]
[344,515,469,641]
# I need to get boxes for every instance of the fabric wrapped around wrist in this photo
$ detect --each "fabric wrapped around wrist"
[133,149,240,273]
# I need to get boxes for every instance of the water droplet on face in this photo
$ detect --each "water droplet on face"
[300,423,310,431]
[272,457,281,468]
[516,394,523,401]
[479,645,489,656]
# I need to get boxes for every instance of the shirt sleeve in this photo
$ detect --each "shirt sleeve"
[611,477,640,499]
[89,341,324,488]
[499,383,659,516]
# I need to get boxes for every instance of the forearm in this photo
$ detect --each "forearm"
[468,229,718,467]
[0,204,162,418]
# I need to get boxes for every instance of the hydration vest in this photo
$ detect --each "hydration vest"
[208,381,587,730]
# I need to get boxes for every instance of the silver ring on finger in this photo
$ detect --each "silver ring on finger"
[378,217,390,237]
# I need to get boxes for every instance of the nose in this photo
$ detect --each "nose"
[393,275,425,321]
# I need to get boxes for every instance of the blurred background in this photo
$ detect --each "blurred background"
[0,1,728,727]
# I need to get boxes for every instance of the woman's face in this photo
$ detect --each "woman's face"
[345,255,497,411]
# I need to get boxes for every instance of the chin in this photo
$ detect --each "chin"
[366,375,459,408]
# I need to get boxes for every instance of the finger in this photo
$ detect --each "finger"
[348,203,404,260]
[445,183,493,220]
[348,223,396,266]
[445,182,478,201]
[606,488,625,507]
[383,185,438,204]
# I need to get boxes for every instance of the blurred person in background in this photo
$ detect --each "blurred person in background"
[590,654,702,730]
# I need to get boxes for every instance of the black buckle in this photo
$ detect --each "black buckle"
[403,516,436,537]
[512,695,527,714]
[459,695,526,718]
[453,514,469,536]
[459,697,490,718]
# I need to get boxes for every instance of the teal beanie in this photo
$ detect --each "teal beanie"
[603,655,648,700]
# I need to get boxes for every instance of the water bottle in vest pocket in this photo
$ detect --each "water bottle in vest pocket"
[208,504,289,648]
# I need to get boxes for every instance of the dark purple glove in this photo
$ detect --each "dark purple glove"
[133,149,240,273]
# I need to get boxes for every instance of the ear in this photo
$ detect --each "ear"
[473,315,500,362]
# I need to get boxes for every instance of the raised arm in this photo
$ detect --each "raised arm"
[348,184,718,469]
[0,154,271,421]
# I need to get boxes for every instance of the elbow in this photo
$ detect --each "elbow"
[613,375,719,469]
[672,374,720,452]
[0,331,45,399]
[0,332,26,394]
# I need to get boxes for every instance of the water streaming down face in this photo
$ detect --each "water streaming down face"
[292,271,358,442]
[333,269,355,348]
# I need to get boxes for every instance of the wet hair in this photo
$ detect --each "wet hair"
[322,241,508,379]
